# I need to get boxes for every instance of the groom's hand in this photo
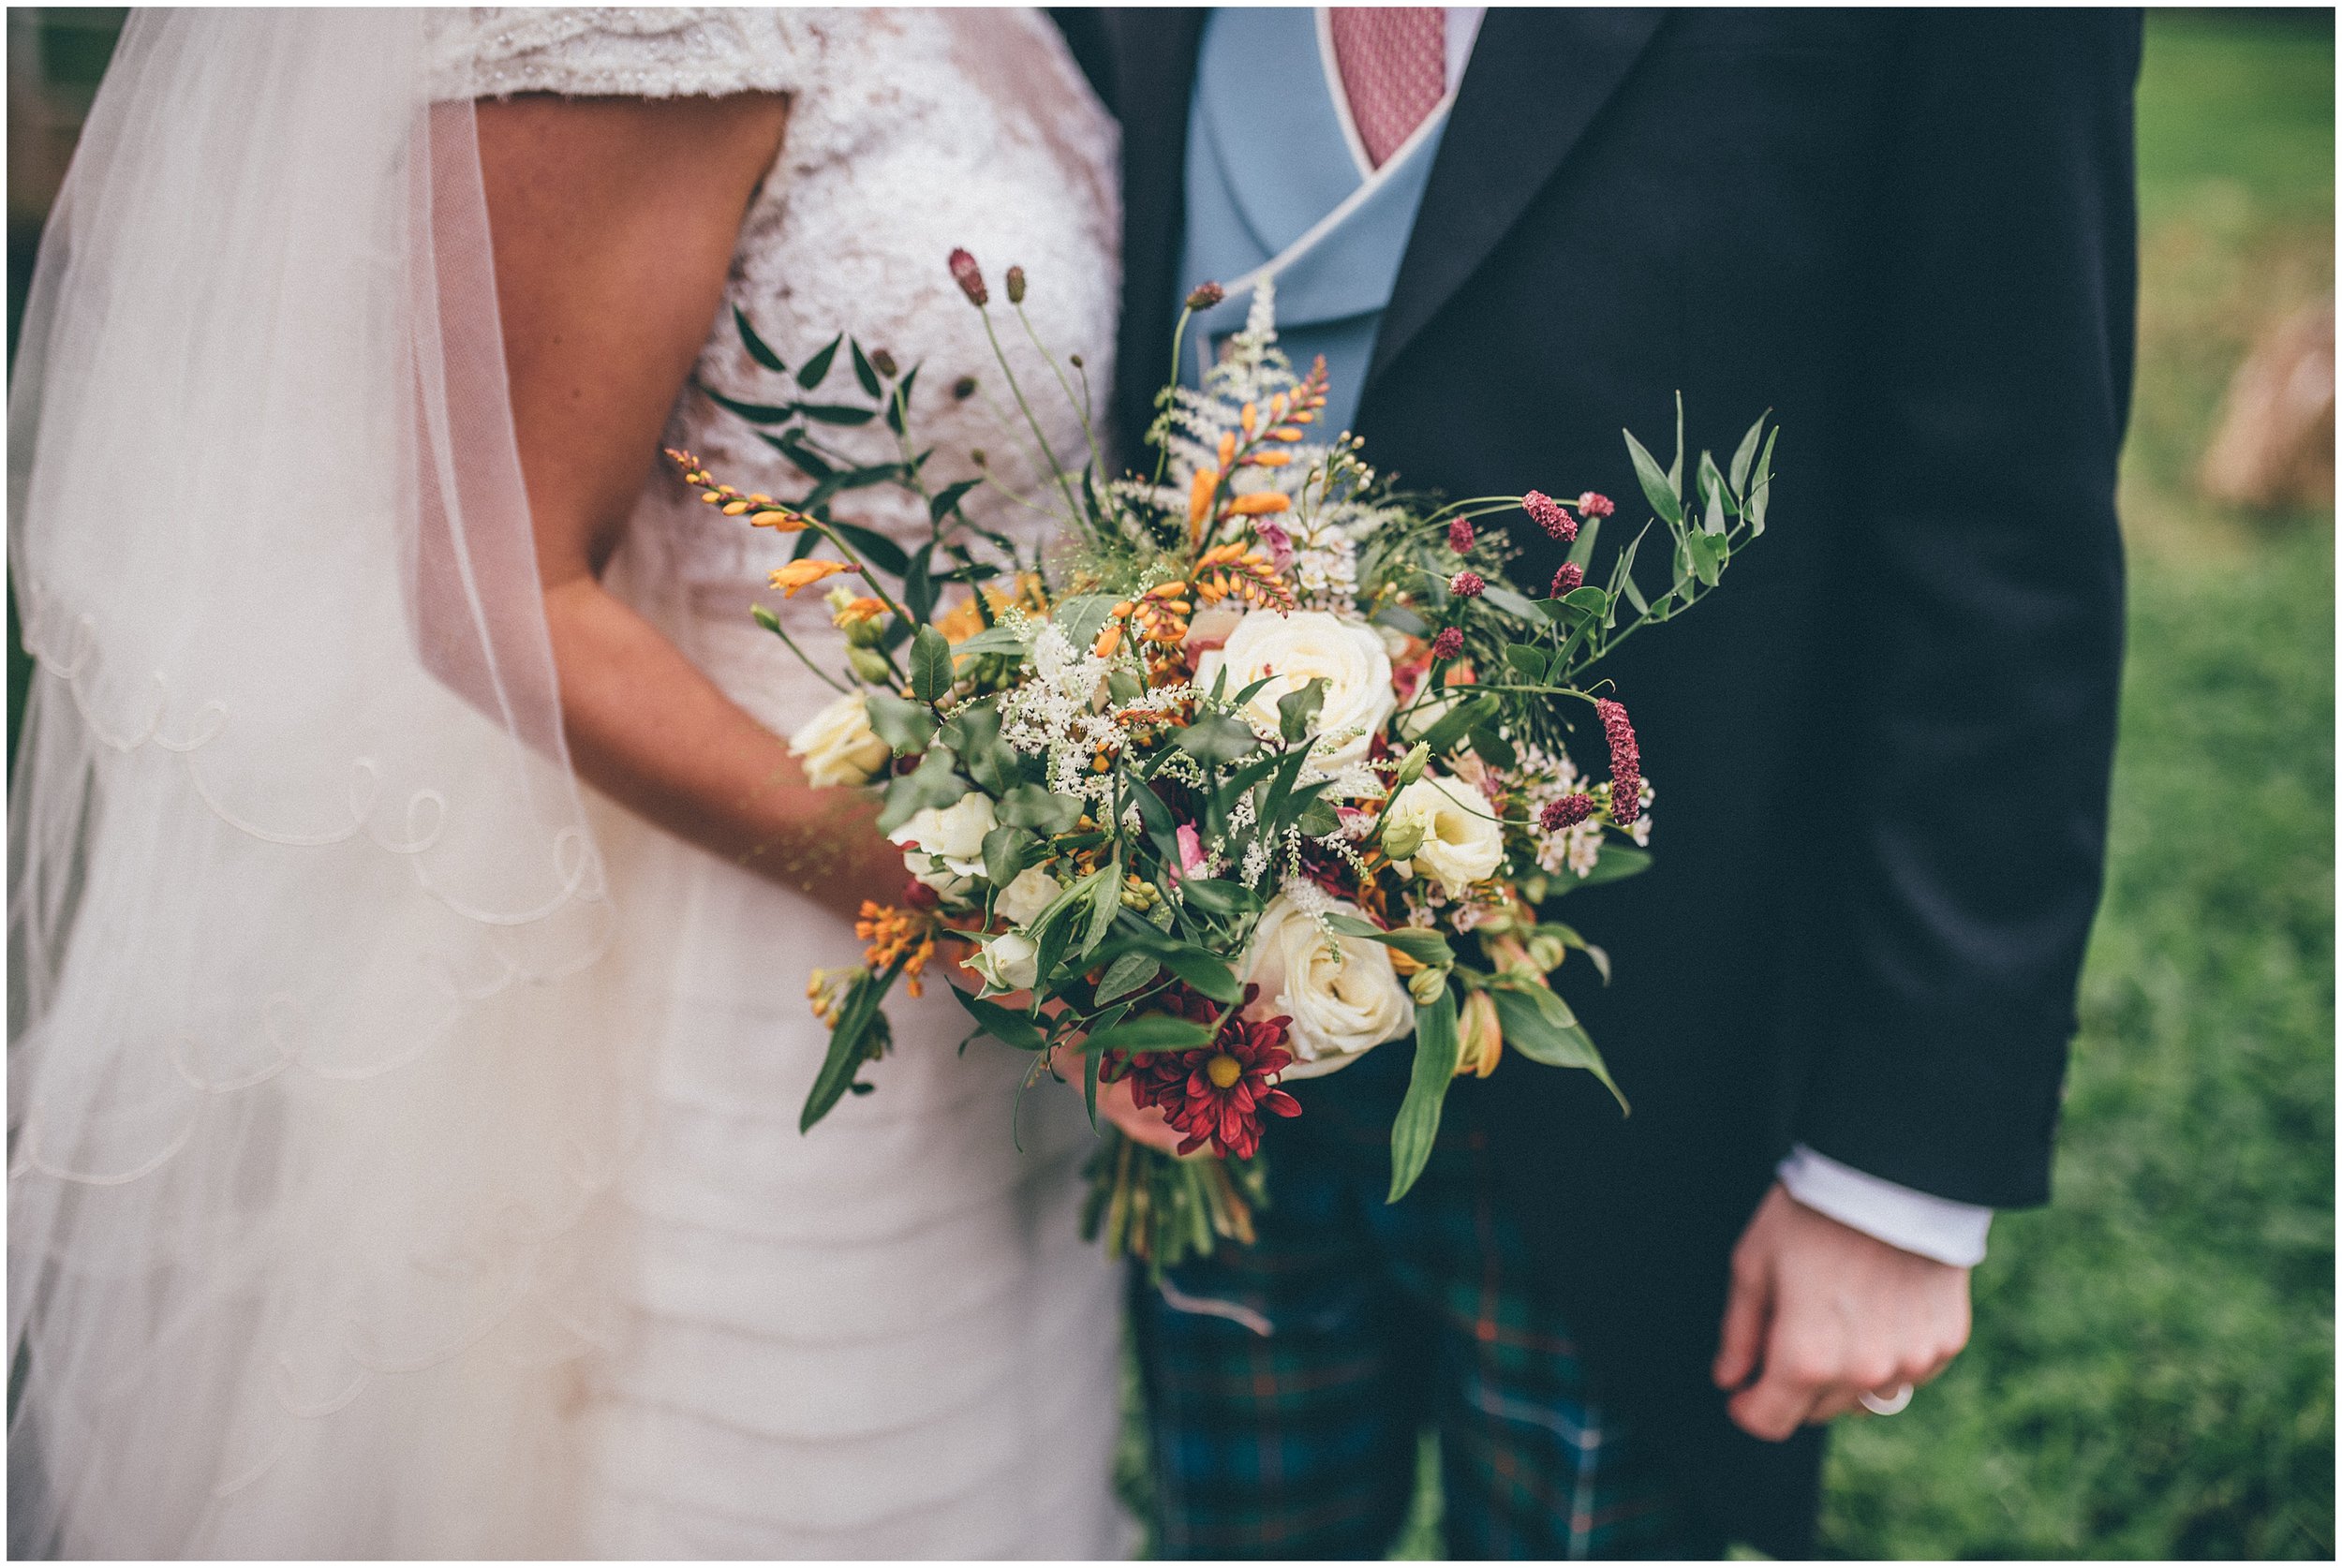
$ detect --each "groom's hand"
[1712,1183,1972,1442]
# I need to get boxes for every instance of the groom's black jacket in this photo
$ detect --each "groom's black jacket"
[1062,7,2139,1554]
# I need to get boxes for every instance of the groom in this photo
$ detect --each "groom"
[1062,7,2141,1558]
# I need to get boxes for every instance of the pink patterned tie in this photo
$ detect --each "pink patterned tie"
[1328,7,1447,169]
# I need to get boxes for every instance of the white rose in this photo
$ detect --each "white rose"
[1193,609,1396,773]
[887,791,996,896]
[788,692,892,788]
[1238,893,1415,1080]
[1384,773,1506,896]
[994,866,1062,927]
[964,931,1039,995]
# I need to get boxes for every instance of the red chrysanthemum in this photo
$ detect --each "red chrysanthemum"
[1550,562,1583,597]
[1596,698,1641,826]
[1447,517,1475,554]
[1523,490,1578,542]
[948,248,987,307]
[1578,491,1616,518]
[1430,626,1464,661]
[1104,984,1299,1160]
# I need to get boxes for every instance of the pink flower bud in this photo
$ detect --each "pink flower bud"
[1523,490,1578,542]
[1447,517,1475,554]
[1596,699,1641,826]
[948,248,987,307]
[1540,793,1596,832]
[1005,265,1027,304]
[1430,627,1464,661]
[1449,570,1485,599]
[1578,491,1615,518]
[1185,281,1225,311]
[1550,562,1583,597]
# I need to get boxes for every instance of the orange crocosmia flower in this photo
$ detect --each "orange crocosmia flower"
[769,559,854,597]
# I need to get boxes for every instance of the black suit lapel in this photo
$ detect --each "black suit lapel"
[1105,7,1208,447]
[1366,7,1667,395]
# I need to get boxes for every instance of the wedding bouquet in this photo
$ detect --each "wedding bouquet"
[669,252,1773,1271]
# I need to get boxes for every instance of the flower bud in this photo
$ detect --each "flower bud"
[1448,570,1486,599]
[1447,517,1475,554]
[954,376,978,400]
[1578,491,1616,518]
[870,348,898,378]
[1407,966,1450,1006]
[1550,562,1584,597]
[1393,741,1430,791]
[948,247,987,307]
[1382,818,1427,863]
[1540,792,1596,832]
[1430,627,1463,662]
[847,644,894,685]
[1005,265,1027,304]
[1185,281,1225,311]
[1454,989,1504,1078]
[1523,490,1578,542]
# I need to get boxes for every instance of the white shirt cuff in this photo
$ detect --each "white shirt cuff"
[1775,1144,1993,1267]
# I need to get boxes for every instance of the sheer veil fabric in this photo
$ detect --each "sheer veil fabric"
[8,11,641,1554]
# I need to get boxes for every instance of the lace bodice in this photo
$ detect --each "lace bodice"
[433,7,1121,620]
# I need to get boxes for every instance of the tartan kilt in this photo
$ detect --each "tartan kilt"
[1127,1087,1714,1561]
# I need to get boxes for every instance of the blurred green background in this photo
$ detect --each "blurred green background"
[7,7,2334,1561]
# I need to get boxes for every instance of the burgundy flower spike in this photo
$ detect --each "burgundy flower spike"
[1596,698,1641,825]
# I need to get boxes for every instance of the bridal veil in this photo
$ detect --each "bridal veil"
[9,11,638,1554]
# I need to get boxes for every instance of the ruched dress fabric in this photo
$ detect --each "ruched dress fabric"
[432,9,1132,1557]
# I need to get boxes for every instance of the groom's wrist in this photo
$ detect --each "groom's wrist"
[1775,1143,1993,1267]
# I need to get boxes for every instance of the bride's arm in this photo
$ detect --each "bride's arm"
[477,93,908,926]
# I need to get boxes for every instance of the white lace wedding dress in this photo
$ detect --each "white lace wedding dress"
[433,9,1132,1558]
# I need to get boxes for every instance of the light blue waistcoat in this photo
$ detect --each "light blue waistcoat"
[1177,7,1455,436]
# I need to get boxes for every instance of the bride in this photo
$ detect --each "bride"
[9,8,1132,1558]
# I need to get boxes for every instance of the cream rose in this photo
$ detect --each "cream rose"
[994,866,1062,927]
[789,692,892,789]
[964,931,1039,995]
[1238,893,1415,1079]
[1193,610,1396,773]
[1384,773,1505,896]
[887,792,996,898]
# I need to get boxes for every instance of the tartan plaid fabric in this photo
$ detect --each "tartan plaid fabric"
[1130,1099,1712,1560]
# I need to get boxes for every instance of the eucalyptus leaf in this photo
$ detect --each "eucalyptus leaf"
[981,824,1034,891]
[850,339,882,399]
[865,691,936,754]
[909,626,955,703]
[1503,643,1549,682]
[998,782,1082,834]
[874,747,969,834]
[1730,413,1767,496]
